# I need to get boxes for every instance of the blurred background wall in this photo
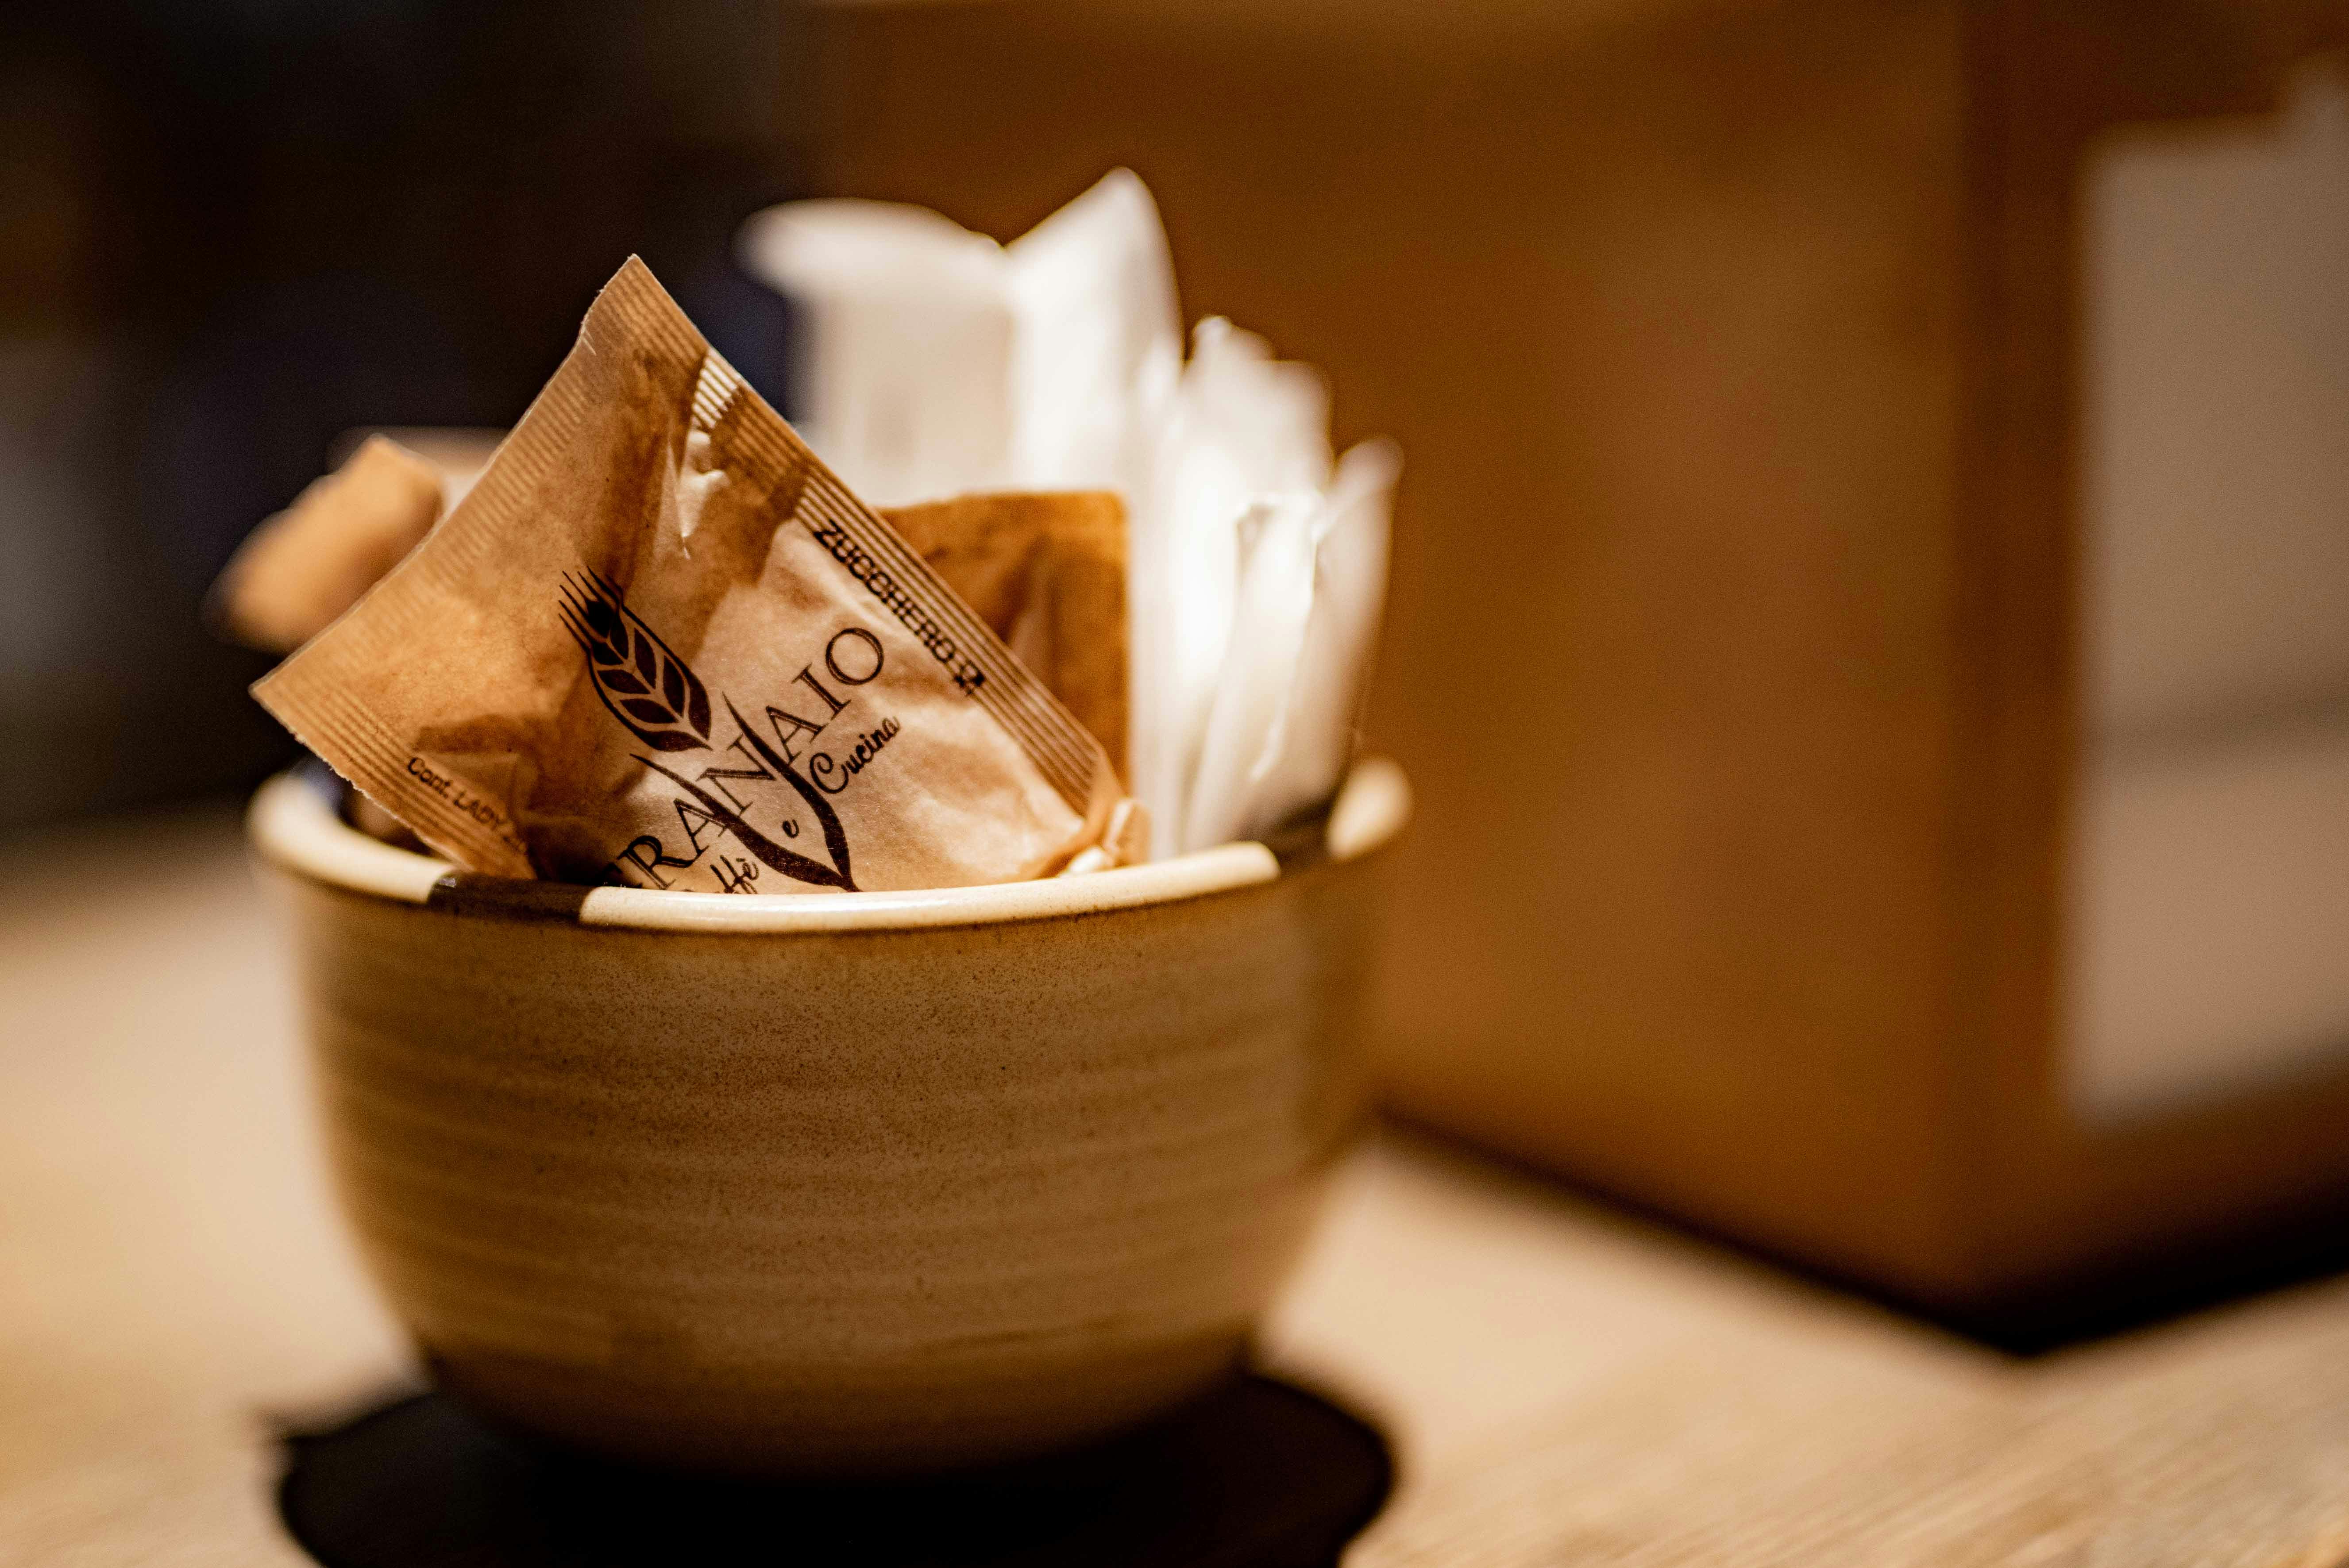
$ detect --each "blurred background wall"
[801,0,1983,1279]
[0,0,805,829]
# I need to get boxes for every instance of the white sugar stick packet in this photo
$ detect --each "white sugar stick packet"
[738,170,1397,858]
[1004,173,1184,497]
[1181,491,1320,854]
[737,200,1018,505]
[1184,438,1399,854]
[739,171,1176,505]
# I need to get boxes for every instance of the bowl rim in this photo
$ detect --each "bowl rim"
[248,758,1411,934]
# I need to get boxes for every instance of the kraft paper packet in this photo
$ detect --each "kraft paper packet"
[211,435,444,653]
[880,491,1127,783]
[252,258,1135,894]
[210,454,1131,772]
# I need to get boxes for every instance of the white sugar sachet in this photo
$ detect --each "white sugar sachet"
[1144,319,1335,853]
[1004,170,1182,496]
[738,172,1179,506]
[1224,439,1400,846]
[737,199,1018,505]
[1180,493,1320,852]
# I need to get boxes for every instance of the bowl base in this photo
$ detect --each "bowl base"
[278,1372,1392,1568]
[426,1331,1258,1479]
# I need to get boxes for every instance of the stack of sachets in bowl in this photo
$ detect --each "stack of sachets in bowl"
[219,171,1396,892]
[744,171,1398,862]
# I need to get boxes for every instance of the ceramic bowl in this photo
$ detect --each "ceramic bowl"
[248,760,1408,1477]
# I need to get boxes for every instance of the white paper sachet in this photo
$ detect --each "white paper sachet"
[737,200,1016,506]
[737,172,1180,507]
[1003,169,1183,495]
[1230,438,1400,844]
[1180,493,1320,852]
[1144,318,1335,854]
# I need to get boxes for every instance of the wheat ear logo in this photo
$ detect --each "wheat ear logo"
[556,569,713,751]
[559,571,859,892]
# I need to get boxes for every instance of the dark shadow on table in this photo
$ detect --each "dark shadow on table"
[1385,1117,2349,1358]
[278,1372,1392,1568]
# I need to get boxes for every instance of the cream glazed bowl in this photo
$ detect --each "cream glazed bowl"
[248,759,1408,1477]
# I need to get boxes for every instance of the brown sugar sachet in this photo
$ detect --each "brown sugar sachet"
[211,467,1130,836]
[880,491,1127,782]
[211,435,445,654]
[253,258,1134,894]
[209,445,1132,776]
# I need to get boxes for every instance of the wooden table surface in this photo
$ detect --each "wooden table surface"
[7,802,2349,1565]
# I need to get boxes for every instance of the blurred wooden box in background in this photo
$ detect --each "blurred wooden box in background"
[804,0,2349,1334]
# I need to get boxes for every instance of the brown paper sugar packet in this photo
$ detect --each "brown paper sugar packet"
[211,435,444,653]
[219,462,1130,842]
[252,258,1131,894]
[214,466,1130,777]
[879,491,1127,782]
